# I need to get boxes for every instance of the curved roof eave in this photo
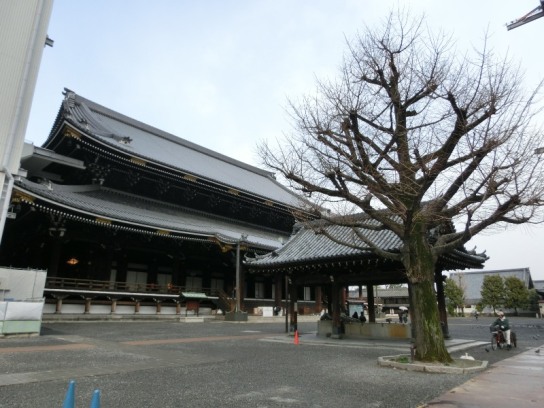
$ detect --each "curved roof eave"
[13,179,285,251]
[245,220,487,272]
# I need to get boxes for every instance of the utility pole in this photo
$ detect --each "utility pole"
[226,233,248,321]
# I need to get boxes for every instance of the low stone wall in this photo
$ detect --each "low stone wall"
[318,320,411,339]
[42,302,214,316]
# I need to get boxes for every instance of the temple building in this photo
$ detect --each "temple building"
[1,89,489,328]
[0,89,312,317]
[245,215,488,337]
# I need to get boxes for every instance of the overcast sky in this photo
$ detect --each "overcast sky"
[25,0,544,280]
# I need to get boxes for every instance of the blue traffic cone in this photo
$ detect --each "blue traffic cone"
[62,380,76,408]
[89,389,101,408]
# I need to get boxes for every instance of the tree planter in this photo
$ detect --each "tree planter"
[377,354,488,374]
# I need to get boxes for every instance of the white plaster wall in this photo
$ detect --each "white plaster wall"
[0,267,46,300]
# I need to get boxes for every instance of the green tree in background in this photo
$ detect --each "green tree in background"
[444,278,465,316]
[480,275,505,314]
[504,276,530,315]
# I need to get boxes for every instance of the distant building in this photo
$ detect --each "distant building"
[348,286,409,315]
[449,268,537,315]
[534,280,544,294]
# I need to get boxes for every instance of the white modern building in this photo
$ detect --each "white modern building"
[0,0,54,335]
[0,0,54,245]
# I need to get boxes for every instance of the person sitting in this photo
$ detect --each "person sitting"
[352,311,359,319]
[493,311,512,349]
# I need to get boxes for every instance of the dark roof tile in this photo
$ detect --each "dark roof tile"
[48,90,304,209]
[16,178,284,250]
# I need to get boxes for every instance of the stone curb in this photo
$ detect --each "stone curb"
[377,354,488,374]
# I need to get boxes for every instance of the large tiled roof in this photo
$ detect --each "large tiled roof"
[248,222,401,267]
[245,218,487,271]
[15,178,285,250]
[45,89,304,209]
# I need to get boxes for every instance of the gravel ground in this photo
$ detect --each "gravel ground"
[0,317,542,408]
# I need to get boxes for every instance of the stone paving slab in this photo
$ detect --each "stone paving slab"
[423,346,544,407]
[1,319,542,407]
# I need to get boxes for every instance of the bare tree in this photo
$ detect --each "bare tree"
[259,11,544,362]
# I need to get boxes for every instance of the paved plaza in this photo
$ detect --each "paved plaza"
[0,317,543,407]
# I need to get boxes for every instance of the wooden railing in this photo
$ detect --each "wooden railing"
[45,277,237,313]
[47,277,183,295]
[216,289,235,313]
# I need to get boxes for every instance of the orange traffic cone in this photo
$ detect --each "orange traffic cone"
[294,330,300,345]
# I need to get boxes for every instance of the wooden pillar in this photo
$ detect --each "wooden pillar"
[55,297,63,313]
[110,298,117,314]
[315,286,323,313]
[274,273,282,309]
[358,285,363,299]
[289,282,298,333]
[239,262,246,311]
[175,301,181,315]
[284,275,289,332]
[331,282,342,337]
[435,268,450,339]
[367,285,376,323]
[326,285,333,315]
[84,298,91,314]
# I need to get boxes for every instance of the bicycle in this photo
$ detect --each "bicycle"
[490,324,517,350]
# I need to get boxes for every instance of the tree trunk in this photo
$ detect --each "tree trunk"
[404,224,453,363]
[409,279,452,362]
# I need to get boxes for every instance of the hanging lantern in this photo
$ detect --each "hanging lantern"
[66,257,79,265]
